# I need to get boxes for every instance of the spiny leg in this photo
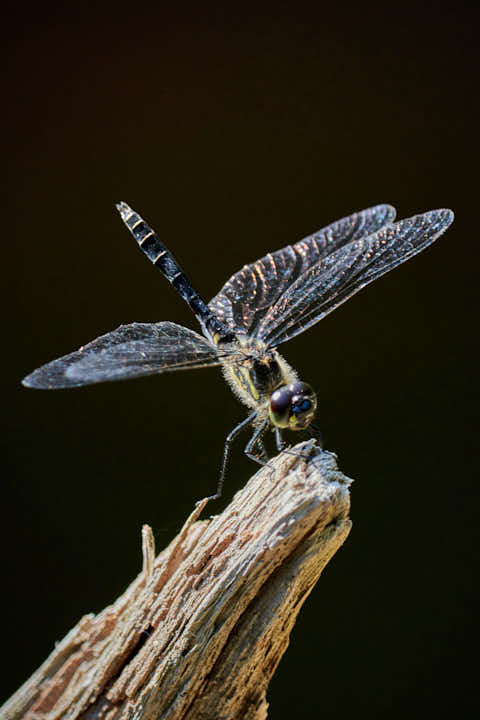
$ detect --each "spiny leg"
[275,427,285,453]
[274,427,305,460]
[210,411,258,501]
[276,425,304,457]
[245,420,270,466]
[275,425,321,461]
[256,437,269,463]
[307,422,323,449]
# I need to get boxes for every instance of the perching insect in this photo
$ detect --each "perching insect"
[23,203,454,497]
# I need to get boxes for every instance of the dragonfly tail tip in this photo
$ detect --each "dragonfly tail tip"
[116,201,133,220]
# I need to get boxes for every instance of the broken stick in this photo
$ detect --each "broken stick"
[1,442,352,720]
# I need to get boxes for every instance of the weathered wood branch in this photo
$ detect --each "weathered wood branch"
[1,442,352,720]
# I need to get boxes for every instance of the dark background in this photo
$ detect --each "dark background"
[3,3,477,718]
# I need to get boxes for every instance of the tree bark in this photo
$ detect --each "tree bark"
[1,442,352,720]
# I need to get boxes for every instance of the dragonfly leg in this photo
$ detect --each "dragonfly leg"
[307,422,323,449]
[245,420,270,466]
[256,437,270,463]
[209,411,257,501]
[276,424,321,461]
[275,427,285,452]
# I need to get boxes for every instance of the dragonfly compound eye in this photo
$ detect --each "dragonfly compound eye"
[288,382,317,430]
[269,386,295,428]
[269,382,317,430]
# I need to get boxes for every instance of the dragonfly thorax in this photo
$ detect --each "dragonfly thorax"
[269,381,317,430]
[249,356,283,395]
[219,338,296,412]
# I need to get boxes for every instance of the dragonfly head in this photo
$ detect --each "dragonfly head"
[269,382,317,431]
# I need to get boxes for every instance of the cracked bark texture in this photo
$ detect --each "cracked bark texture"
[1,442,352,720]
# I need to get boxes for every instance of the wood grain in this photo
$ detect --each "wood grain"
[1,442,351,720]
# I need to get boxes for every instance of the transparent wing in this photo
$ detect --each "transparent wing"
[208,204,396,334]
[22,321,228,389]
[255,209,454,348]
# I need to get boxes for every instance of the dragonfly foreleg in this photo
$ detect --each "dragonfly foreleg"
[276,423,321,461]
[275,427,285,453]
[256,438,269,463]
[244,420,270,467]
[210,411,258,501]
[307,422,323,449]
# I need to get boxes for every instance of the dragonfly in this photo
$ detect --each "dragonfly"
[23,202,454,498]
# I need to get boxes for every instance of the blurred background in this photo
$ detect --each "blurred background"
[3,3,477,717]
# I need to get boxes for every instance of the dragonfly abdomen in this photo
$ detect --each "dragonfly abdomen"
[117,202,235,343]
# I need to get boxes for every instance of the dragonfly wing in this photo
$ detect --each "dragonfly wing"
[22,321,226,389]
[208,204,396,334]
[255,209,454,348]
